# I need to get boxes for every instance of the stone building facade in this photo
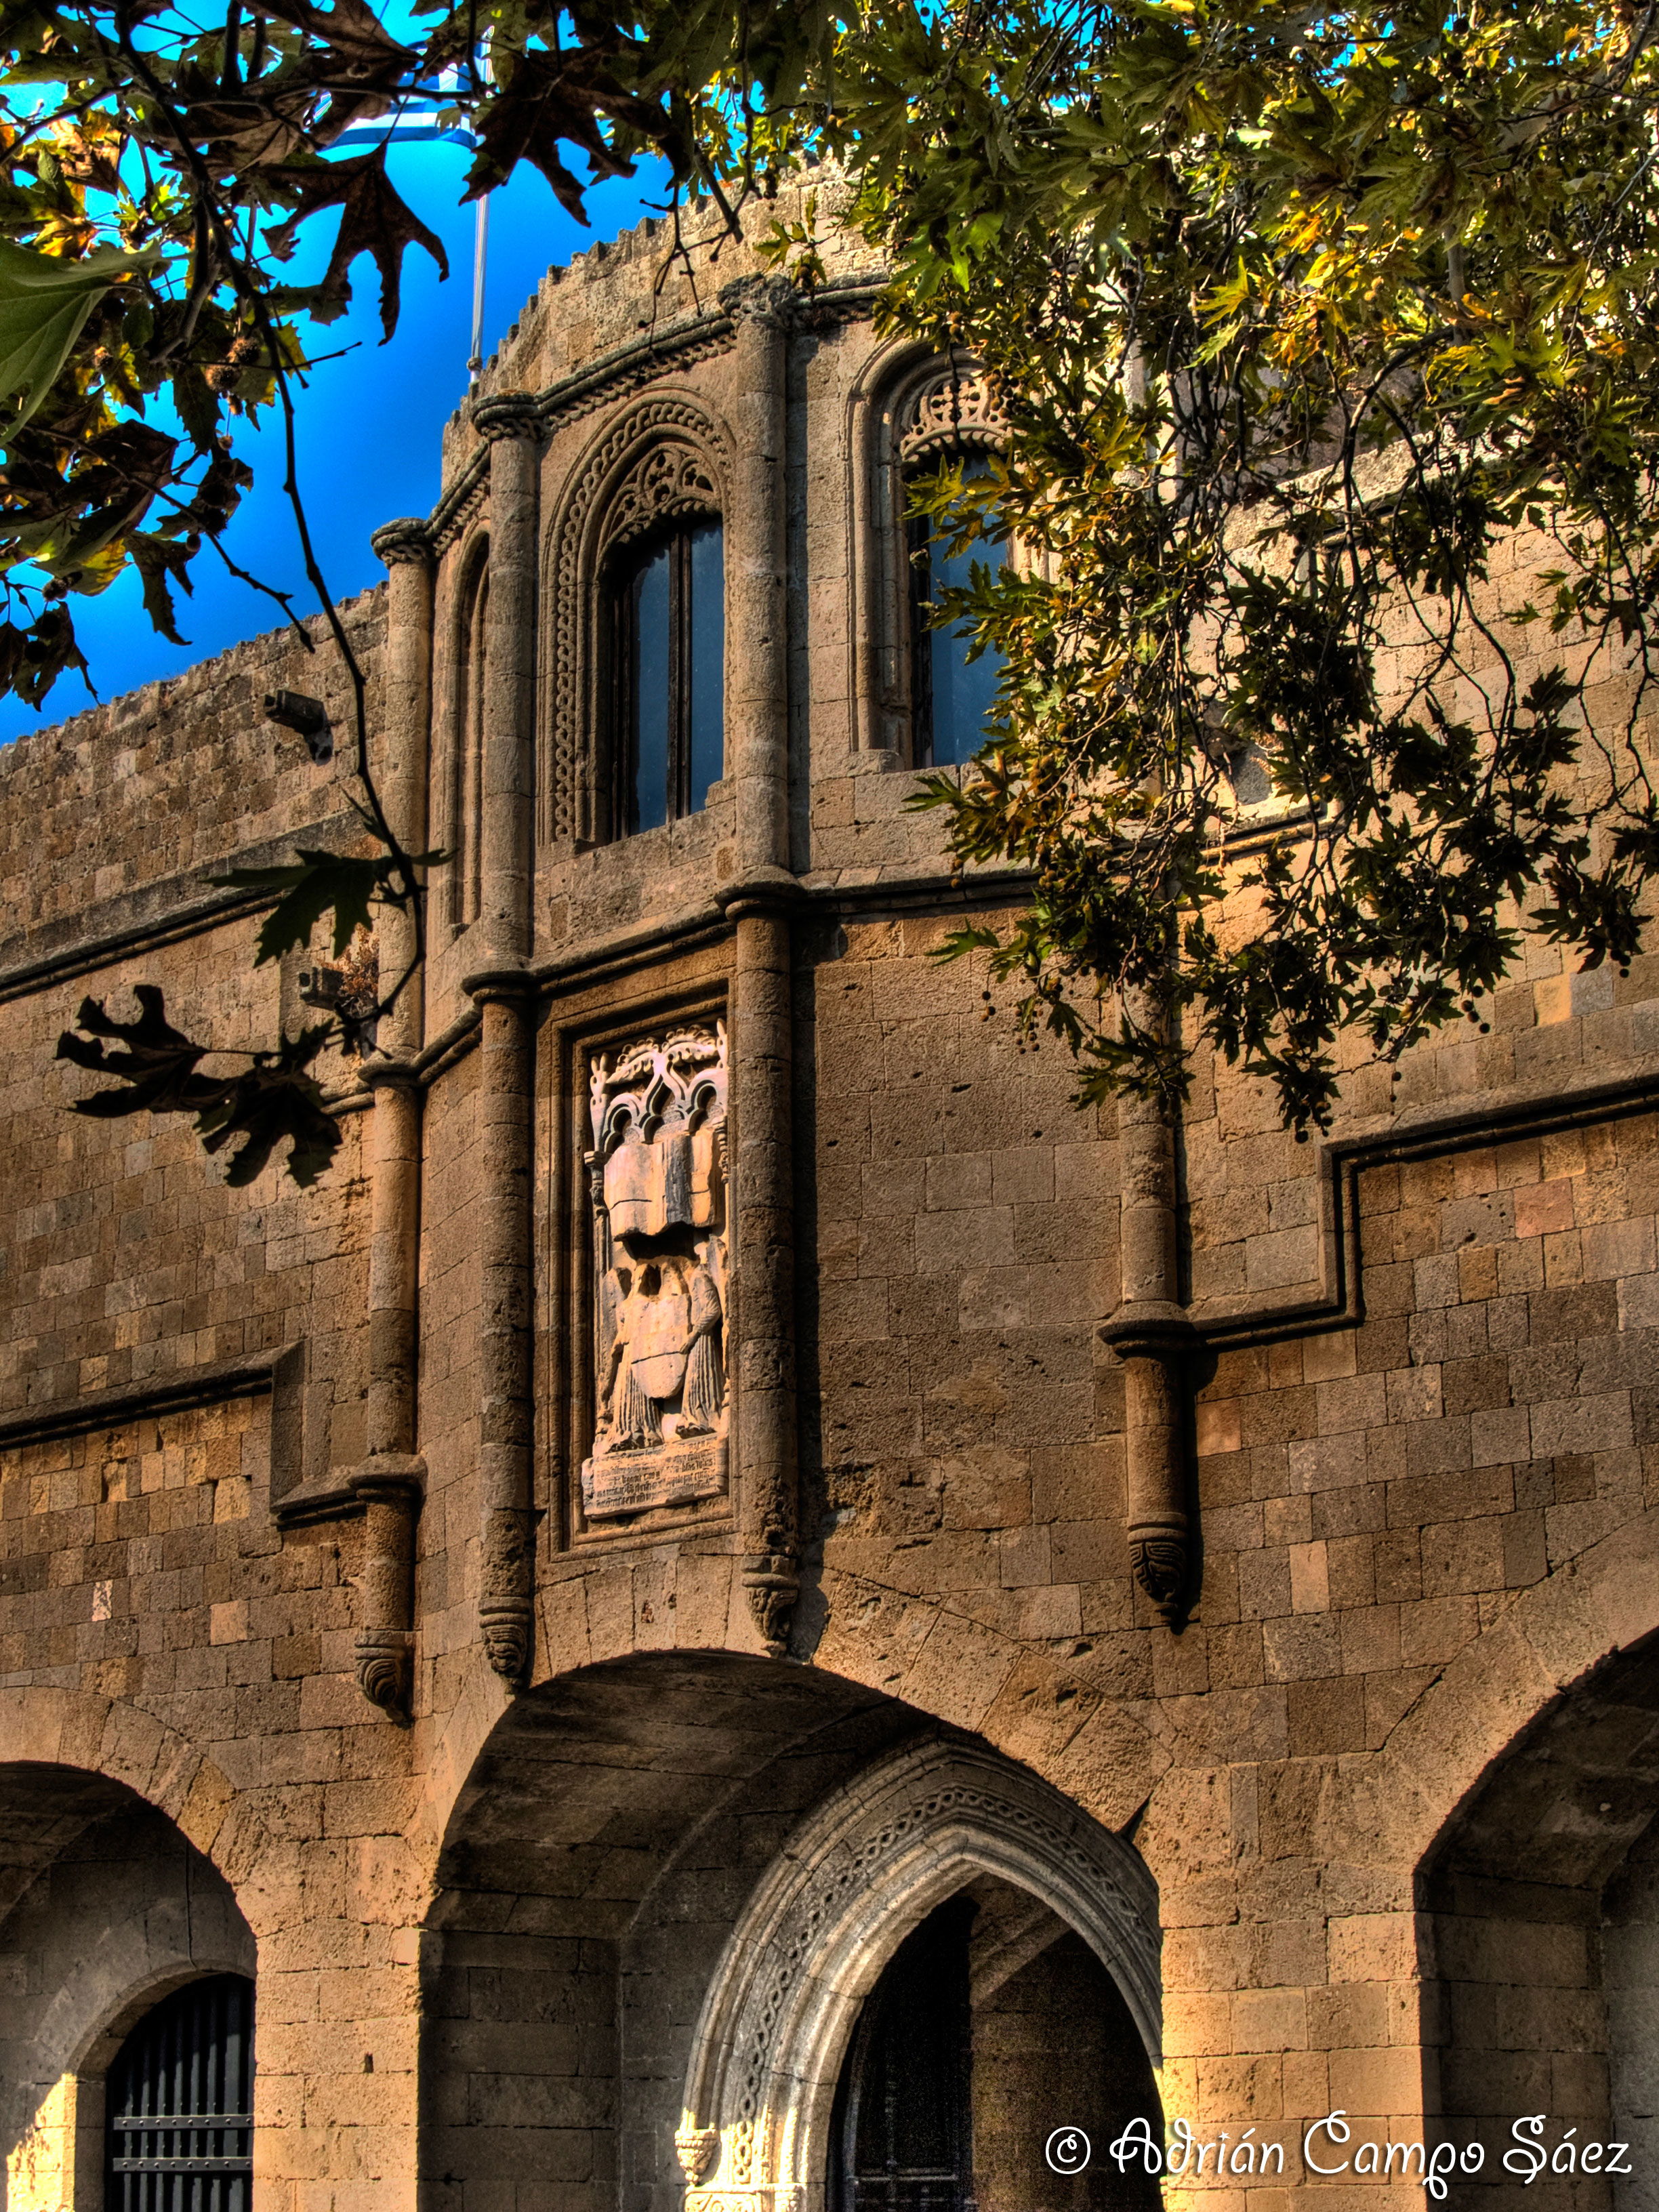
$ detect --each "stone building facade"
[3,184,1659,2212]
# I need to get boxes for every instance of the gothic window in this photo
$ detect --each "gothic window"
[907,455,1006,769]
[106,1974,254,2212]
[449,542,488,926]
[867,358,1008,769]
[609,516,724,836]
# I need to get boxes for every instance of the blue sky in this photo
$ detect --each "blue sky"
[0,145,661,743]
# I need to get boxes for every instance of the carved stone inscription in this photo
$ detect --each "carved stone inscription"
[582,1025,729,1521]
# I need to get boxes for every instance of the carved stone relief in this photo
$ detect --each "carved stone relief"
[583,1023,729,1521]
[895,361,1002,463]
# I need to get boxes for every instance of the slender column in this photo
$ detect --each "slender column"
[720,278,792,876]
[1097,995,1193,1624]
[472,392,541,964]
[462,392,541,1683]
[470,974,536,1681]
[350,521,436,1716]
[726,890,800,1656]
[367,518,434,1054]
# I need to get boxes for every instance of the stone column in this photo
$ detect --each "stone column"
[472,393,541,966]
[466,393,541,1683]
[1097,1012,1193,1623]
[720,278,792,878]
[367,517,434,1054]
[350,520,436,1715]
[725,884,801,1656]
[470,972,536,1681]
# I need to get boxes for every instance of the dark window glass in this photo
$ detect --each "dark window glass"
[106,1974,254,2212]
[909,459,1005,769]
[834,1899,975,2212]
[615,517,724,835]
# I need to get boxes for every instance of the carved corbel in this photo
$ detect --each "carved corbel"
[1097,1300,1195,1625]
[352,1454,426,1713]
[675,2129,719,2188]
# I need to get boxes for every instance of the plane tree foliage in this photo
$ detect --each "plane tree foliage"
[9,0,1659,1173]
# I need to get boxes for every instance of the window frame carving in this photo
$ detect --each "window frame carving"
[541,393,731,850]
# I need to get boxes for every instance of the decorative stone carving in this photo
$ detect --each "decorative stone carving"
[675,2129,720,2186]
[895,361,1002,464]
[369,516,432,569]
[604,443,719,553]
[583,1023,729,1521]
[677,1737,1162,2209]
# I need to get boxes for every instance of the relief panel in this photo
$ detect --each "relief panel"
[581,1021,729,1521]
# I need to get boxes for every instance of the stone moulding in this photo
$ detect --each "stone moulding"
[676,1735,1161,2212]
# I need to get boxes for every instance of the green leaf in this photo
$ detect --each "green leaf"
[0,238,159,442]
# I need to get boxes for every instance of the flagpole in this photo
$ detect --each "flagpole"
[469,192,490,382]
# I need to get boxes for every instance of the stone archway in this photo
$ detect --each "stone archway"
[0,1762,258,2212]
[1416,1628,1659,2212]
[675,1734,1162,2212]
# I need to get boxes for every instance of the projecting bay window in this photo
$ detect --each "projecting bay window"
[611,518,724,836]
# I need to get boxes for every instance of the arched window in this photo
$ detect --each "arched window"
[106,1973,254,2212]
[449,541,488,928]
[864,356,1008,771]
[609,515,724,836]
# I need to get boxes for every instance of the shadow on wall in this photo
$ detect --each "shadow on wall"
[1421,1629,1659,2212]
[0,1763,255,2212]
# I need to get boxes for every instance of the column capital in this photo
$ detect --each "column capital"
[718,272,798,332]
[370,516,432,569]
[471,390,543,446]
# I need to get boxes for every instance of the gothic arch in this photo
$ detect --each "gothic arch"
[440,526,490,928]
[675,1732,1162,2212]
[846,343,1005,759]
[541,389,731,847]
[1357,1505,1659,1876]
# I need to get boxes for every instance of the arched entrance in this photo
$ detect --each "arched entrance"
[676,1734,1160,2212]
[0,1764,255,2212]
[425,1654,1164,2212]
[1421,1630,1659,2212]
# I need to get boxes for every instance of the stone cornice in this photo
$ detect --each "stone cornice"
[0,1345,291,1452]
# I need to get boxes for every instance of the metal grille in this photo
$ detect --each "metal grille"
[106,1975,253,2212]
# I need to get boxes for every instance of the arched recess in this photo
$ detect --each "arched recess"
[421,1650,1162,2212]
[540,390,731,848]
[676,1734,1162,2212]
[1414,1628,1659,2212]
[0,1763,257,2212]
